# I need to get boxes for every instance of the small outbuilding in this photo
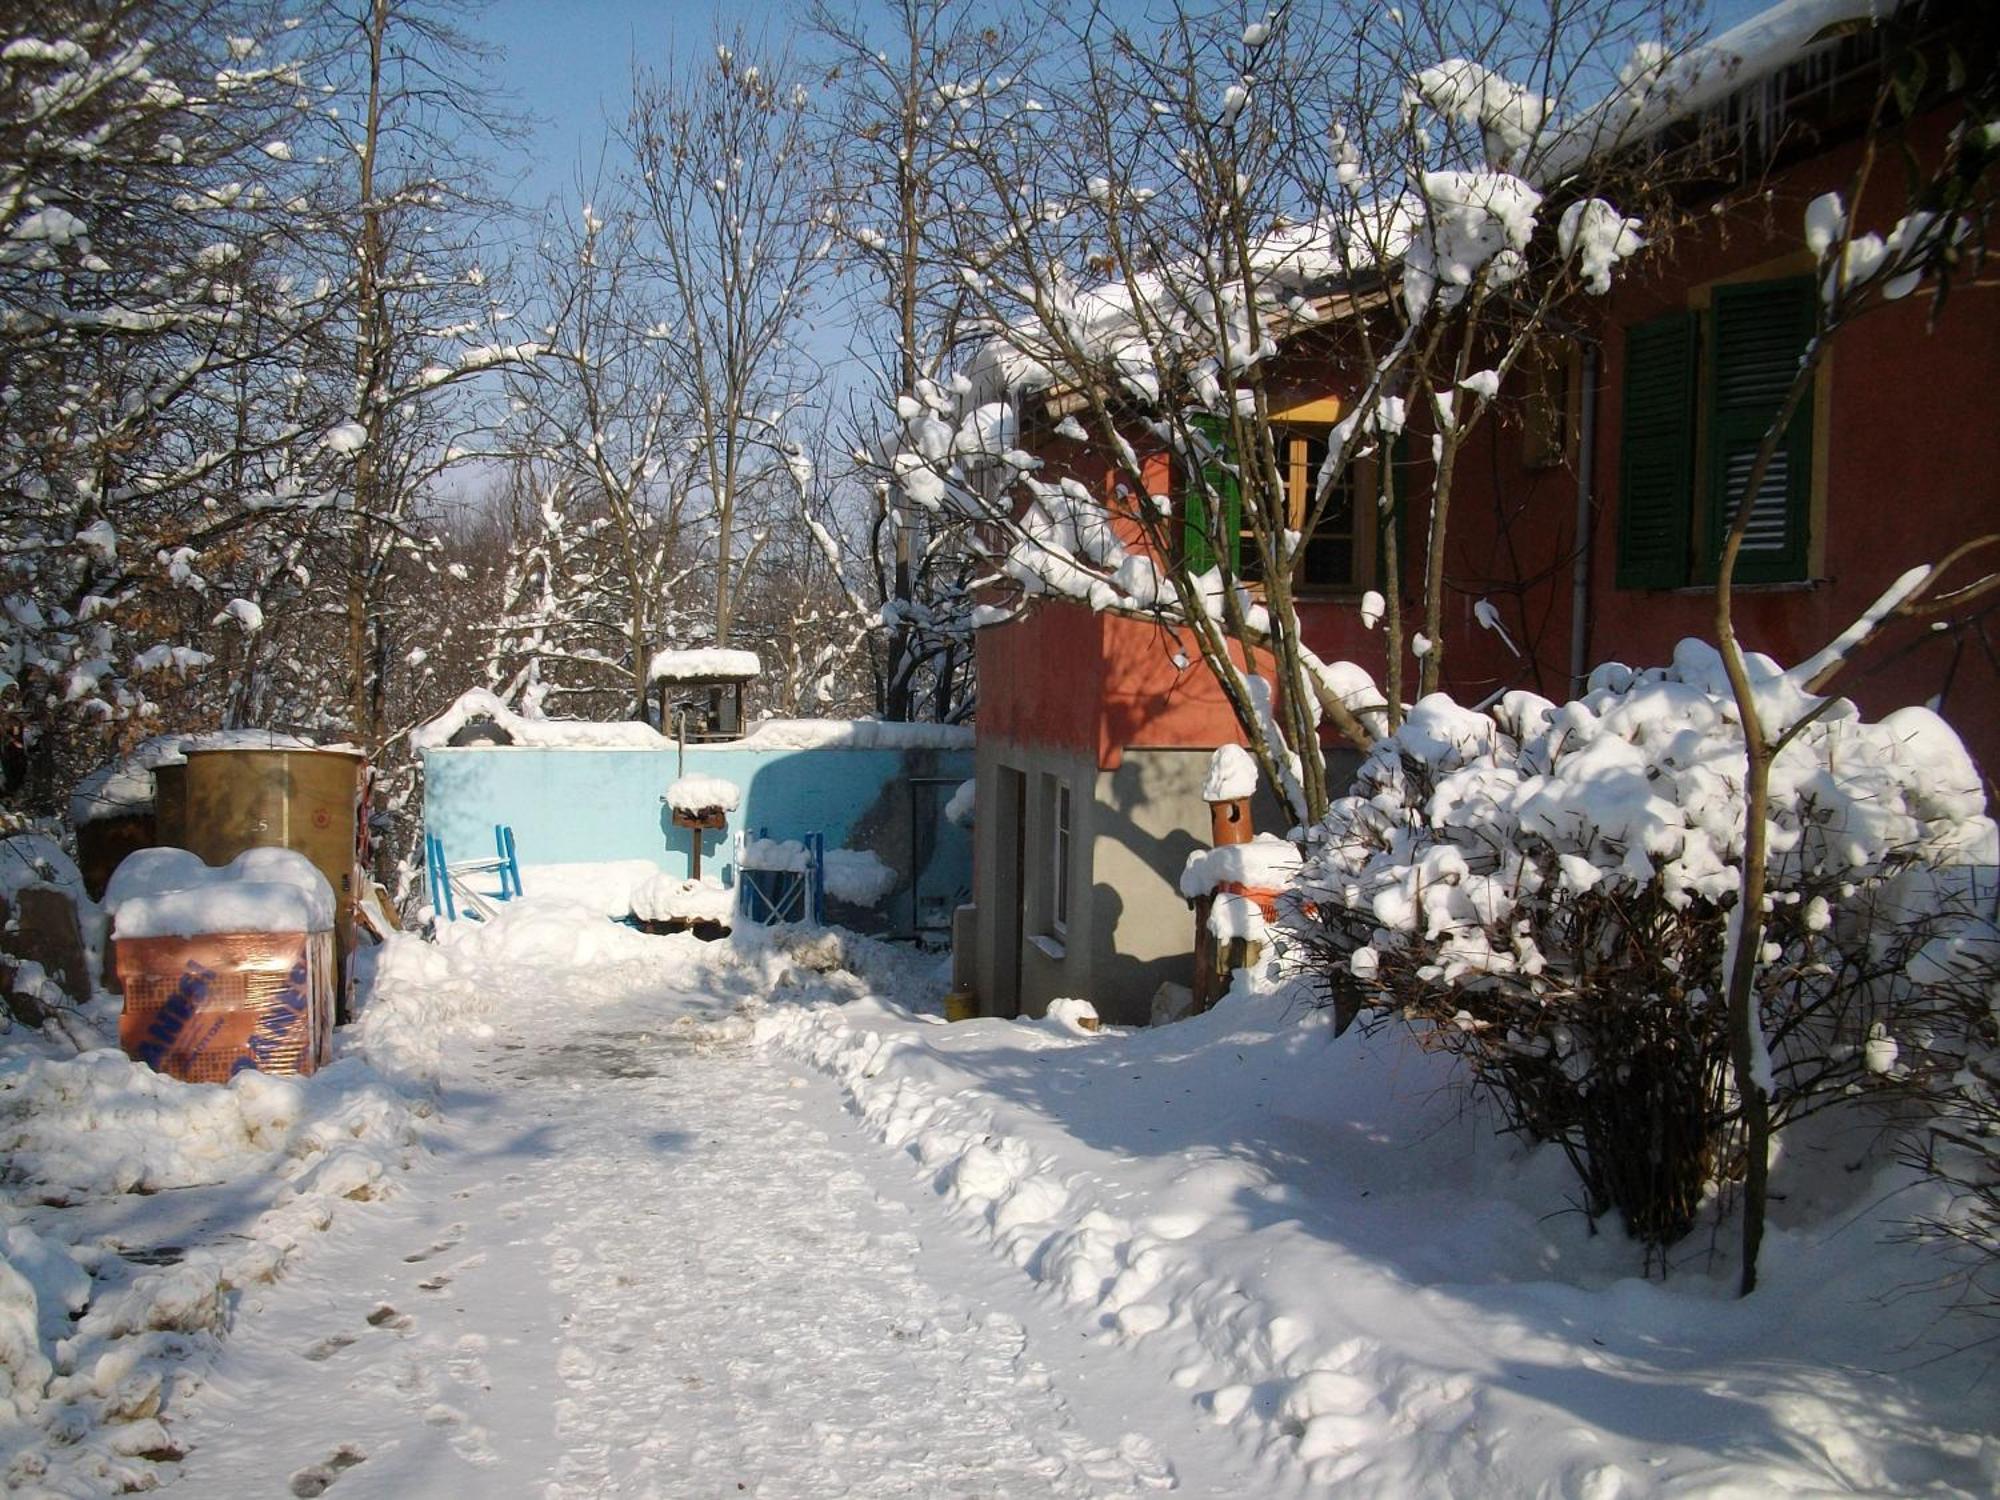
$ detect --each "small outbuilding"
[647,649,761,742]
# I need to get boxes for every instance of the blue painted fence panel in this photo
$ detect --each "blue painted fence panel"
[420,740,972,939]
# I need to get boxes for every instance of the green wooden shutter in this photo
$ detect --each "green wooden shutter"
[1707,278,1815,584]
[1183,412,1241,575]
[1615,312,1697,590]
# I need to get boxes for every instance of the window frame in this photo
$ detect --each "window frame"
[1049,776,1071,938]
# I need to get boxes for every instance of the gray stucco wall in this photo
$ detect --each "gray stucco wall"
[969,737,1295,1027]
[970,735,1098,1020]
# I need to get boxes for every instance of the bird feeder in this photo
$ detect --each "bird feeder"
[647,648,761,743]
[664,774,742,881]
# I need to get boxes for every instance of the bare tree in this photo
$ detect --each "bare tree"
[298,0,538,751]
[509,192,706,716]
[807,0,1051,721]
[626,32,825,648]
[892,0,1700,824]
[1709,13,1998,1294]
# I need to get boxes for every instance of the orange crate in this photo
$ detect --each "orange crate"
[117,929,334,1083]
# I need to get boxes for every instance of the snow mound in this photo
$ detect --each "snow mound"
[822,849,897,908]
[107,847,333,938]
[1200,744,1259,803]
[633,875,735,925]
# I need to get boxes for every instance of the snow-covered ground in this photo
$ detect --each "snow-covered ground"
[5,898,1994,1497]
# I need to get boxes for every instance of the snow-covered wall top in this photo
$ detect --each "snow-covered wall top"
[410,689,667,751]
[413,686,974,754]
[730,720,973,752]
[647,648,762,683]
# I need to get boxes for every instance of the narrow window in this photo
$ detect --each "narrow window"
[1615,311,1698,589]
[1050,779,1071,936]
[1181,413,1242,575]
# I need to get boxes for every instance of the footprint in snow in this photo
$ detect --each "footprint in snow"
[288,1443,366,1497]
[402,1223,467,1263]
[301,1334,356,1363]
[366,1303,413,1331]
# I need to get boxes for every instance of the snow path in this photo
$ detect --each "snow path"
[161,961,1244,1497]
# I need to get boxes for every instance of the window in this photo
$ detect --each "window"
[1048,776,1072,936]
[1615,276,1817,589]
[1182,415,1373,591]
[1275,428,1366,591]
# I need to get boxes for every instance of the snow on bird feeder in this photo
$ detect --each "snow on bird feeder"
[665,773,742,881]
[648,648,761,743]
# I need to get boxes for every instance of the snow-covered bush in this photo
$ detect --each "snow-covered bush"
[1881,896,2000,1304]
[1285,640,1995,1251]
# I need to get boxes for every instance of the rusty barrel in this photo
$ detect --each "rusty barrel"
[76,812,156,902]
[152,761,188,847]
[180,747,366,1014]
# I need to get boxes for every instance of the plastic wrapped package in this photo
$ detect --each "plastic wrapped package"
[116,929,334,1082]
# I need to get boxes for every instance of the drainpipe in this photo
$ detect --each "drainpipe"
[1569,341,1601,696]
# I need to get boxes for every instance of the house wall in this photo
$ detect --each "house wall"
[422,740,974,939]
[971,734,1289,1027]
[1438,107,2000,779]
[967,100,1999,1025]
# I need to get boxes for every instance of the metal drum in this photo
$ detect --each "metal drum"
[180,747,367,1013]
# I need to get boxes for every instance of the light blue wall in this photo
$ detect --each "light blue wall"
[421,743,973,938]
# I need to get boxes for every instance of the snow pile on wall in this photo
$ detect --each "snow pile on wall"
[107,847,333,939]
[821,849,896,909]
[411,687,665,750]
[729,719,974,752]
[665,774,742,814]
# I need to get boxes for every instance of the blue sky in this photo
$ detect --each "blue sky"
[479,0,789,215]
[476,0,1774,219]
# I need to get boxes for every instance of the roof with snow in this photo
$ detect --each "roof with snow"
[647,648,762,684]
[975,0,1913,399]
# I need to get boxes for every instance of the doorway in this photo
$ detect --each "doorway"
[991,767,1026,1019]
